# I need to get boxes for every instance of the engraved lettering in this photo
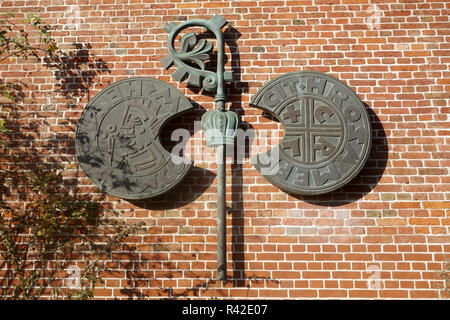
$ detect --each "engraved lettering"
[339,143,359,164]
[343,105,362,122]
[283,79,300,96]
[348,124,366,144]
[76,78,194,199]
[287,167,309,186]
[315,105,335,123]
[275,159,293,180]
[273,83,288,100]
[263,90,280,108]
[326,86,348,109]
[120,79,142,97]
[307,77,327,95]
[314,137,335,157]
[153,88,181,114]
[160,160,186,184]
[146,175,159,189]
[103,87,122,105]
[142,81,157,96]
[312,163,341,186]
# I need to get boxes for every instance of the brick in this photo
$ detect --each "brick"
[289,289,318,298]
[379,290,409,299]
[318,290,347,298]
[259,289,288,298]
[344,254,373,261]
[409,218,441,225]
[332,271,361,279]
[315,254,343,261]
[377,218,407,226]
[302,271,331,279]
[272,271,300,279]
[410,290,439,299]
[374,254,403,261]
[363,236,393,243]
[382,210,398,217]
[366,210,382,218]
[393,272,422,280]
[422,202,450,209]
[349,290,379,298]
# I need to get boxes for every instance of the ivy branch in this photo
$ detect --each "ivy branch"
[0,12,58,63]
[0,11,58,102]
[0,163,145,300]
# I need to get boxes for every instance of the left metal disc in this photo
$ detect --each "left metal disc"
[75,77,194,200]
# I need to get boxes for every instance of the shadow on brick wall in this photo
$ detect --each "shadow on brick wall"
[128,167,216,211]
[226,25,251,286]
[1,40,111,188]
[44,42,110,102]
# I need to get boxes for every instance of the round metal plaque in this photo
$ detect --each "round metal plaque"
[250,70,371,195]
[76,77,194,199]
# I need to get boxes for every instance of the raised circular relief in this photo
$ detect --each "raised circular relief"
[250,70,372,195]
[76,77,194,199]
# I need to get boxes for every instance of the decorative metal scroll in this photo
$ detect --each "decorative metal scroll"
[250,70,372,195]
[161,14,233,99]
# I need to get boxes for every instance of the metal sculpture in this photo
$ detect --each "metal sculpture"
[162,14,238,280]
[76,78,194,199]
[250,70,372,195]
[75,16,374,283]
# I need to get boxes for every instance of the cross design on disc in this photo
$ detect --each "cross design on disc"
[250,70,372,195]
[280,94,345,166]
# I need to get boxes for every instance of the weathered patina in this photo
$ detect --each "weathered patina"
[250,70,372,195]
[76,77,194,200]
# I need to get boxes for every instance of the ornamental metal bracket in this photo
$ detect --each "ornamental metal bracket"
[161,14,233,100]
[161,14,239,281]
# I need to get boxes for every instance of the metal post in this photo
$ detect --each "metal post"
[162,14,238,281]
[216,144,227,280]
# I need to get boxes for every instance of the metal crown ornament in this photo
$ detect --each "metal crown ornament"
[201,109,239,147]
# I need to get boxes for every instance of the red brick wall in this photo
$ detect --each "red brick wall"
[1,0,449,299]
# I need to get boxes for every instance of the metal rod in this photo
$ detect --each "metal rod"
[214,25,226,280]
[216,143,227,281]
